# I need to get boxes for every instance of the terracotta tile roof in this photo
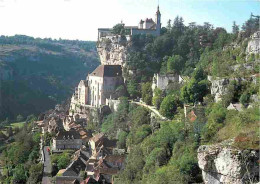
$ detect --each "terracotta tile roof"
[89,65,122,77]
[188,110,197,122]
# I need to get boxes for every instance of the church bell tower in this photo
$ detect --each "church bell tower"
[155,5,161,35]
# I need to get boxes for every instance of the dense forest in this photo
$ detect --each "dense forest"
[0,35,99,121]
[98,15,259,183]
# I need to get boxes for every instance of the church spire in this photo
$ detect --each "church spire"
[156,4,160,14]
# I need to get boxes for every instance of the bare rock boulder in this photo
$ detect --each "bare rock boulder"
[198,141,259,184]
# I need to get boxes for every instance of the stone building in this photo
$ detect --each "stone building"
[152,73,183,93]
[52,129,82,150]
[98,6,161,41]
[71,65,124,108]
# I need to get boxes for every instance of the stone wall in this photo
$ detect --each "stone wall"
[198,141,259,184]
[152,73,183,94]
[106,98,120,112]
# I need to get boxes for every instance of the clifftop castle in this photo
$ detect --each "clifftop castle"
[98,6,161,41]
[71,6,162,110]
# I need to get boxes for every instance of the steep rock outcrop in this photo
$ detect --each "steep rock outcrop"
[247,31,260,55]
[208,75,257,102]
[198,141,259,184]
[97,36,130,66]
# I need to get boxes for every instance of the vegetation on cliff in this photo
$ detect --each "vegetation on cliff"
[101,14,259,183]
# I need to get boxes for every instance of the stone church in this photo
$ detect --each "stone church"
[71,65,124,108]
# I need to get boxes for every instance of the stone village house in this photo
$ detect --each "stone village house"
[52,129,83,150]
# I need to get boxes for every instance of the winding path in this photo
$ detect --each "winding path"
[131,101,168,121]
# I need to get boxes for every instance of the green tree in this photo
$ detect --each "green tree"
[112,23,126,36]
[181,68,209,104]
[13,164,27,183]
[239,92,250,106]
[152,88,164,109]
[232,21,239,35]
[167,55,184,74]
[127,80,139,99]
[117,131,128,149]
[159,95,178,119]
[27,163,43,184]
[141,82,152,105]
[57,153,71,170]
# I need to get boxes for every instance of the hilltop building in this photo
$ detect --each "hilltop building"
[71,65,124,108]
[98,6,161,41]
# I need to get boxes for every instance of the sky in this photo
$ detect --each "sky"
[0,0,259,41]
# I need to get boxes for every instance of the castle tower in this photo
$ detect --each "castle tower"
[155,5,161,35]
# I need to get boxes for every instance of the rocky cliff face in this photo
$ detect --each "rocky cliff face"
[247,31,260,55]
[208,75,257,102]
[198,141,259,184]
[97,36,129,66]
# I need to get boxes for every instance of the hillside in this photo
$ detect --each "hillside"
[0,35,99,120]
[98,15,259,183]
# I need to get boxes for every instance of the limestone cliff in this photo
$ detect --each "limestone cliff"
[97,36,130,66]
[208,75,257,102]
[198,141,259,184]
[247,31,260,55]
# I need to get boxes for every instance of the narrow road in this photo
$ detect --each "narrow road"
[131,101,168,121]
[42,146,51,184]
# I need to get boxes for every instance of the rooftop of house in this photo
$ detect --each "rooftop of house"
[88,65,122,78]
[103,137,117,149]
[103,155,125,164]
[62,158,87,177]
[227,103,243,112]
[90,133,105,143]
[55,129,81,140]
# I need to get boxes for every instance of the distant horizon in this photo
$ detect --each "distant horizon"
[0,0,259,41]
